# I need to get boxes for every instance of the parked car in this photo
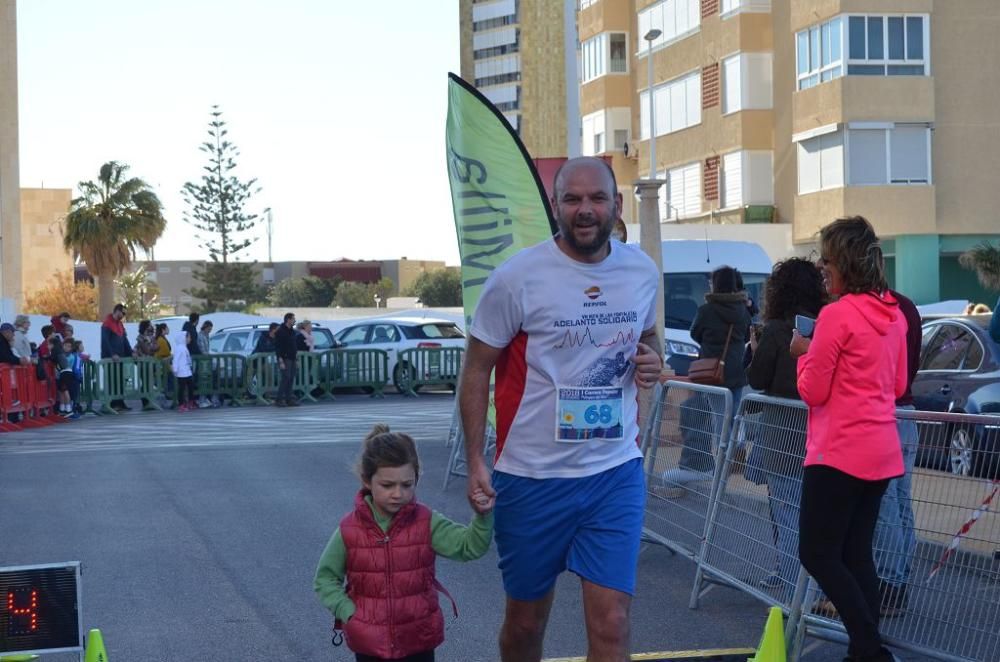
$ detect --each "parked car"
[209,323,339,356]
[912,316,1000,477]
[333,317,465,392]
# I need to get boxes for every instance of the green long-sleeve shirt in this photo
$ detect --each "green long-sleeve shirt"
[314,496,494,622]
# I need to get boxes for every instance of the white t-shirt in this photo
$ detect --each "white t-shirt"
[471,238,659,479]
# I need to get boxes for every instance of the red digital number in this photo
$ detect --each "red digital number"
[7,587,39,635]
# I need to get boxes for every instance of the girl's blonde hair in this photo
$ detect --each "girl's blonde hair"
[357,424,420,483]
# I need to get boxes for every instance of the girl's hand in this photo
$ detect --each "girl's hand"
[789,329,811,358]
[470,487,493,514]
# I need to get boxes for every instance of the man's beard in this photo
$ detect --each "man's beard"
[557,214,615,255]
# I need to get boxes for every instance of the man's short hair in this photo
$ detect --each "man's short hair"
[189,312,200,323]
[283,312,295,323]
[552,157,618,202]
[113,304,126,314]
[268,322,280,331]
[41,325,54,338]
[59,312,70,320]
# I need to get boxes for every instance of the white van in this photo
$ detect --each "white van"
[660,239,772,375]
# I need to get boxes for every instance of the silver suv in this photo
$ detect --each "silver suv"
[209,323,339,357]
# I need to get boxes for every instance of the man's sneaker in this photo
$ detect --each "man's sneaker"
[758,573,783,589]
[274,400,287,407]
[197,398,212,409]
[60,410,74,418]
[68,412,81,420]
[287,399,301,407]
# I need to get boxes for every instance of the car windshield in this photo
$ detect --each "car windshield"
[312,329,336,350]
[663,273,766,330]
[399,323,465,340]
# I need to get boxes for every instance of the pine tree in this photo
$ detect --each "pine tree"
[182,105,265,311]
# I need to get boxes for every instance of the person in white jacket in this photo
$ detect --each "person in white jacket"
[171,331,196,412]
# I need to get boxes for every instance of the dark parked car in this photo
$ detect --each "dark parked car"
[912,317,1000,477]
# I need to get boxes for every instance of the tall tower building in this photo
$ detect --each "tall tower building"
[0,0,23,308]
[578,0,1000,304]
[459,0,580,159]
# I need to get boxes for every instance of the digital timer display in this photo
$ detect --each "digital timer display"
[0,563,82,655]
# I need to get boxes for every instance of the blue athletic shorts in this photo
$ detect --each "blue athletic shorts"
[492,458,646,601]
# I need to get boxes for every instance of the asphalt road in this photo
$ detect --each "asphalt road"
[0,394,920,661]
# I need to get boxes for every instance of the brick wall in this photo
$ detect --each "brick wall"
[702,63,720,108]
[704,156,720,202]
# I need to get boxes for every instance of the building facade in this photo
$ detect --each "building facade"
[0,0,23,311]
[459,0,581,158]
[135,258,449,313]
[20,188,73,296]
[578,0,1000,304]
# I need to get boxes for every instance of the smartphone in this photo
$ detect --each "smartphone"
[794,314,816,339]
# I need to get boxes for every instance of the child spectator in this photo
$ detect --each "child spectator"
[314,424,493,662]
[68,339,85,415]
[49,334,76,418]
[171,330,196,412]
[51,312,70,337]
[38,324,54,361]
[62,323,75,342]
[134,320,156,357]
[154,323,172,360]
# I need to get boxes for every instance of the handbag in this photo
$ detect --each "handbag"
[688,324,734,386]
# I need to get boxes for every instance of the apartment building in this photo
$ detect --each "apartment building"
[0,0,23,311]
[459,0,581,158]
[578,0,1000,304]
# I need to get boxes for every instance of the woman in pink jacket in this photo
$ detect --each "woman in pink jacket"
[791,216,907,662]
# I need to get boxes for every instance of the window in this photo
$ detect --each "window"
[639,71,701,139]
[370,324,400,344]
[797,130,844,194]
[846,125,930,186]
[722,52,773,114]
[796,17,842,89]
[847,15,927,76]
[582,32,628,82]
[579,0,599,8]
[582,108,630,156]
[662,162,701,220]
[223,332,249,353]
[637,0,700,52]
[609,33,627,73]
[180,266,192,274]
[337,325,370,346]
[922,325,973,371]
[721,0,771,16]
[721,151,774,208]
[159,266,171,274]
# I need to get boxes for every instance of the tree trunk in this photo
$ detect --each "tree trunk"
[96,272,116,320]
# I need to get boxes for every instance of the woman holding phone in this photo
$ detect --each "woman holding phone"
[791,216,907,662]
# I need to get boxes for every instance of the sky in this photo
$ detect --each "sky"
[16,0,462,265]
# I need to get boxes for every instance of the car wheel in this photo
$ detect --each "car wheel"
[948,426,975,477]
[393,363,415,393]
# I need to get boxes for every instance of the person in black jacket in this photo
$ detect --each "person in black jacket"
[0,323,21,365]
[658,267,752,497]
[744,257,826,594]
[274,312,298,406]
[253,323,280,354]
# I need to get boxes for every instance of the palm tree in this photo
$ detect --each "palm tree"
[63,162,167,316]
[959,242,1000,293]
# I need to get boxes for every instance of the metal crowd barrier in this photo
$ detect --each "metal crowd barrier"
[319,348,390,398]
[647,382,1000,661]
[89,358,166,413]
[443,420,497,489]
[294,352,321,403]
[193,353,248,406]
[395,347,463,397]
[640,380,734,560]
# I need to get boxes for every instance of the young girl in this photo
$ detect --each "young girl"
[171,331,196,412]
[314,424,493,662]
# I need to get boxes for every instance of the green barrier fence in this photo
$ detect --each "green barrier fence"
[394,348,463,397]
[193,353,249,406]
[317,349,390,398]
[246,353,281,405]
[293,352,321,403]
[89,358,167,414]
[80,360,100,414]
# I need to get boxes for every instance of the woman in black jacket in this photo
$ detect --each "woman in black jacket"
[659,267,752,496]
[745,257,826,594]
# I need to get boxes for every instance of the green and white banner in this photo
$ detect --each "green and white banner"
[445,73,556,328]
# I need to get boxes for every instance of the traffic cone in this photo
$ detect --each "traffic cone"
[747,606,786,662]
[84,628,109,662]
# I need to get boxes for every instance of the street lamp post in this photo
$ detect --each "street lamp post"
[644,29,662,178]
[373,294,382,309]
